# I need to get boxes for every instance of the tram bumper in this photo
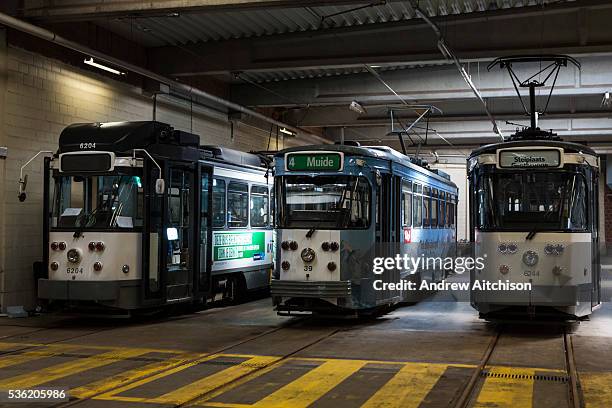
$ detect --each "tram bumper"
[38,279,119,300]
[271,280,352,312]
[472,283,593,316]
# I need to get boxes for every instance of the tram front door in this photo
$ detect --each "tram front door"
[143,162,201,305]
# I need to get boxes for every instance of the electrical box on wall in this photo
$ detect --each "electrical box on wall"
[0,146,7,159]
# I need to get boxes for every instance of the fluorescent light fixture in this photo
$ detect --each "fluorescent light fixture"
[349,100,366,115]
[279,127,297,137]
[84,57,125,75]
[370,65,381,68]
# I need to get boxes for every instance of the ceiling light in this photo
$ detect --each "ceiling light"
[84,58,125,75]
[279,127,297,137]
[349,100,366,114]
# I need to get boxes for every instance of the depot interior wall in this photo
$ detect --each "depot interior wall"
[0,44,291,312]
[429,162,469,241]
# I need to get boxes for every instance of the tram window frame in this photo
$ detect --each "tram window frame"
[227,181,249,229]
[423,186,431,228]
[438,191,446,227]
[412,183,422,228]
[402,180,412,227]
[212,178,226,229]
[431,188,438,228]
[250,185,270,228]
[51,169,145,231]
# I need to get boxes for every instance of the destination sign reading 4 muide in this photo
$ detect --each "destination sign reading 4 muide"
[286,152,344,171]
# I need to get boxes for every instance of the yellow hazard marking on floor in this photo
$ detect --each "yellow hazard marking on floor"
[361,362,448,408]
[473,366,536,408]
[95,355,279,404]
[250,359,366,408]
[580,371,612,408]
[0,344,82,369]
[0,348,152,390]
[70,352,201,399]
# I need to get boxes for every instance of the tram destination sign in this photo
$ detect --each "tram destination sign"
[285,152,343,171]
[499,149,561,168]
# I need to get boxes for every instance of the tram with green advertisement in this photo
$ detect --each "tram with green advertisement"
[19,121,273,312]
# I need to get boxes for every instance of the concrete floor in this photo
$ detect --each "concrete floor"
[0,298,610,408]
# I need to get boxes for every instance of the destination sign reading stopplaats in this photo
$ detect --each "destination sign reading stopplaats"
[499,149,561,168]
[286,152,343,171]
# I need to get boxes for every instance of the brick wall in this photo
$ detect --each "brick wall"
[0,44,305,311]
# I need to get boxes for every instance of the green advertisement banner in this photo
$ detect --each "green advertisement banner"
[213,231,266,262]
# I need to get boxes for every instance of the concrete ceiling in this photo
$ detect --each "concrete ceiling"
[17,0,612,149]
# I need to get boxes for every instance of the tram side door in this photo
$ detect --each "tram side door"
[591,171,601,307]
[198,165,213,297]
[163,163,197,303]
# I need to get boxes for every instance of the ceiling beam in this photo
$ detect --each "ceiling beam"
[146,2,612,76]
[22,0,373,21]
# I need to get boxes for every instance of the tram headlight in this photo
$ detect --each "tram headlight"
[93,262,103,272]
[499,265,510,275]
[498,243,507,253]
[88,242,96,251]
[545,243,565,256]
[122,265,130,274]
[507,243,518,254]
[522,250,539,267]
[281,241,290,251]
[321,242,330,251]
[50,262,59,271]
[95,241,105,251]
[289,241,298,251]
[58,242,66,251]
[281,261,290,271]
[498,243,517,254]
[330,242,339,252]
[67,248,81,264]
[50,242,59,251]
[301,248,316,263]
[327,262,337,271]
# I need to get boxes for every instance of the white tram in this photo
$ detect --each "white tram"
[469,139,602,318]
[20,121,273,312]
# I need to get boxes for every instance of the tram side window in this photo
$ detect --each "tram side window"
[212,179,226,228]
[447,195,456,228]
[250,185,269,228]
[431,189,438,228]
[413,184,422,227]
[228,181,249,228]
[438,192,446,227]
[423,186,431,227]
[402,181,412,226]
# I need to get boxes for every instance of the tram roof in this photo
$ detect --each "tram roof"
[469,140,597,159]
[276,144,456,188]
[58,121,199,154]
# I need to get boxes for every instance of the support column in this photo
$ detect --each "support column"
[0,28,7,311]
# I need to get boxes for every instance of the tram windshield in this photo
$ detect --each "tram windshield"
[476,171,588,231]
[51,173,144,230]
[279,175,371,229]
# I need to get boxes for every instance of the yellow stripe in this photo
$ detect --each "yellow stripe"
[94,353,219,402]
[362,362,447,408]
[150,356,280,405]
[474,366,535,408]
[0,348,150,390]
[580,371,612,407]
[0,345,82,369]
[70,352,200,399]
[251,359,366,408]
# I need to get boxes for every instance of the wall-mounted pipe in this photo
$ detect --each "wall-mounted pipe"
[0,12,323,141]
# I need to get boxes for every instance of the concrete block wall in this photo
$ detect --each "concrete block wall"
[0,43,301,312]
